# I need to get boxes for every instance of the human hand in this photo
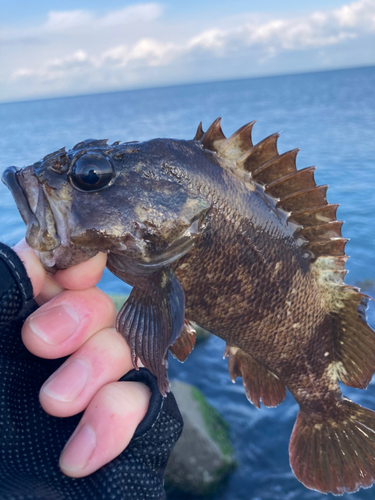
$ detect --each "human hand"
[13,239,151,479]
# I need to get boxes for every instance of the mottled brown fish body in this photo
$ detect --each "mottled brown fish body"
[172,158,335,413]
[3,119,375,496]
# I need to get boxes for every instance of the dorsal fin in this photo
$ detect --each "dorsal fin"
[193,119,344,260]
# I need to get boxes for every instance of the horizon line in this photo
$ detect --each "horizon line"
[1,63,374,106]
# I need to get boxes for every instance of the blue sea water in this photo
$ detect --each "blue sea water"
[0,66,374,500]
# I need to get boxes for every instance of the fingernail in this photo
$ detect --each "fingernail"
[43,358,90,402]
[29,304,80,344]
[60,424,96,472]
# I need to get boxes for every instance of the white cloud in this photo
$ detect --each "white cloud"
[12,50,90,82]
[42,3,162,34]
[100,4,162,27]
[101,39,176,67]
[10,40,176,83]
[334,0,375,27]
[189,29,226,50]
[189,1,374,55]
[44,10,94,33]
[2,0,375,101]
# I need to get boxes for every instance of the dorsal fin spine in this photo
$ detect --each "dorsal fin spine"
[194,122,204,141]
[252,148,299,184]
[288,204,339,227]
[200,117,226,151]
[277,185,328,212]
[237,132,280,172]
[266,166,317,199]
[300,221,344,241]
[219,121,256,158]
[308,238,349,257]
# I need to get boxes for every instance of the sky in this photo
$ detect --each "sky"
[1,0,375,102]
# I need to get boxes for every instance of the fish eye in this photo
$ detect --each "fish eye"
[70,153,115,192]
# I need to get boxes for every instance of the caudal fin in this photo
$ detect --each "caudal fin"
[289,399,375,495]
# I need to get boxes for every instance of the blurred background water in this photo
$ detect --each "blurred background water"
[0,65,374,500]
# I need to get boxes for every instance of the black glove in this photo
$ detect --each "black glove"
[0,242,183,500]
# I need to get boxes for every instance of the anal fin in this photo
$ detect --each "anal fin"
[224,344,286,408]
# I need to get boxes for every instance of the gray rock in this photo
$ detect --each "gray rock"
[165,380,236,496]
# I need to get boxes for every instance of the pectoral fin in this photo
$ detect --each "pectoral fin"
[115,267,185,395]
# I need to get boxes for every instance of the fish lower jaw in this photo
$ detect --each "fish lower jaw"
[38,249,59,271]
[38,244,99,272]
[5,166,62,252]
[37,244,75,272]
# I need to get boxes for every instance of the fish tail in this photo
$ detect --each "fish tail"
[289,399,375,495]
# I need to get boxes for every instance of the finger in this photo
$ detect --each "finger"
[59,381,151,478]
[53,252,107,290]
[35,274,64,306]
[13,238,47,298]
[39,328,133,418]
[13,239,107,302]
[22,287,117,359]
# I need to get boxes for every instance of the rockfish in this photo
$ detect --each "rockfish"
[3,118,375,495]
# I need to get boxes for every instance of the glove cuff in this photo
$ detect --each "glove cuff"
[0,243,36,332]
[120,368,183,439]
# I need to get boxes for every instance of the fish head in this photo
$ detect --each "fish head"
[2,138,210,272]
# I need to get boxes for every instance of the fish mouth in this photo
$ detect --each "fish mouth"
[2,165,61,253]
[3,165,99,271]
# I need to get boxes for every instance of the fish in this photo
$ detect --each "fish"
[2,118,375,495]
